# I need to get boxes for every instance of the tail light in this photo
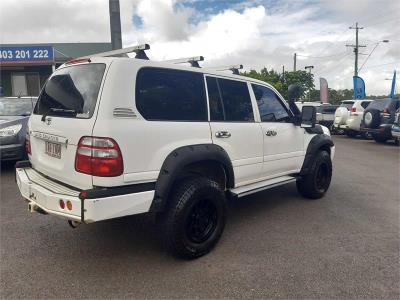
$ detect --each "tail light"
[351,107,356,112]
[75,136,123,177]
[25,132,31,155]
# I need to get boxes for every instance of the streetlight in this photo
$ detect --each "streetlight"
[358,40,389,72]
[305,66,314,101]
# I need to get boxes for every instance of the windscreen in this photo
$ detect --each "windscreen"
[0,98,36,116]
[34,63,105,118]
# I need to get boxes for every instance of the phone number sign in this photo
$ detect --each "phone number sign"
[0,46,54,64]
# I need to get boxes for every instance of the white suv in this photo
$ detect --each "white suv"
[16,45,335,259]
[342,100,372,137]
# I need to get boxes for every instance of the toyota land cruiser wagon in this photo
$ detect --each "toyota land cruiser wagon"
[16,45,335,259]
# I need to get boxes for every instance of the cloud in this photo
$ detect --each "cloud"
[0,0,398,95]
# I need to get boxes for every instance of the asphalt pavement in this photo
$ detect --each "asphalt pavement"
[1,136,399,299]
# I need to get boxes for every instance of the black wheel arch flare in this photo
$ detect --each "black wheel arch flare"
[300,134,334,176]
[150,144,234,212]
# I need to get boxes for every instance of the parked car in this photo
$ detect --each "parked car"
[0,97,37,161]
[340,99,372,137]
[332,100,355,133]
[316,105,339,130]
[295,102,337,130]
[361,98,400,143]
[15,46,334,259]
[391,109,400,144]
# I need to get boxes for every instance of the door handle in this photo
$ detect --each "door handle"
[265,130,277,136]
[215,131,231,138]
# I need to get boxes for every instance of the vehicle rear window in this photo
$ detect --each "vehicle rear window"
[317,106,337,114]
[366,99,392,111]
[207,76,254,122]
[136,68,207,121]
[361,101,371,109]
[340,101,354,110]
[34,64,105,118]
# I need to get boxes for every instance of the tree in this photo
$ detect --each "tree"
[241,68,314,99]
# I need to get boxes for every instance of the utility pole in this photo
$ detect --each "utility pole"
[109,0,122,50]
[293,53,297,71]
[282,65,285,81]
[346,22,366,77]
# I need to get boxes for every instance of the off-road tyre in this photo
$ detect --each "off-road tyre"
[159,177,227,259]
[297,150,332,199]
[345,130,358,138]
[372,133,389,143]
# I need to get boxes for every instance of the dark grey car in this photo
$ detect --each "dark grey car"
[0,97,37,161]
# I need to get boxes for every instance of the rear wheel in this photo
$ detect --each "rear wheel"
[345,130,358,138]
[160,177,227,259]
[372,133,389,143]
[297,150,332,199]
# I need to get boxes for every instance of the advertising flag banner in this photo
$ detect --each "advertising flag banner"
[390,70,396,99]
[320,78,328,103]
[353,76,366,99]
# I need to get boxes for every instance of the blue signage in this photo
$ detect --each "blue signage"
[0,45,54,64]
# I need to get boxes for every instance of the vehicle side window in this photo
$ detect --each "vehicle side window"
[251,84,290,122]
[136,68,207,121]
[361,101,370,109]
[207,77,254,122]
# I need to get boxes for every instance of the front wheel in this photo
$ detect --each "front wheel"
[159,177,227,259]
[297,150,332,199]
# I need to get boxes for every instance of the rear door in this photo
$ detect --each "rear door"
[29,63,107,189]
[206,76,263,187]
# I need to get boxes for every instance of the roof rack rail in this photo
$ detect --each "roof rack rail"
[84,44,150,60]
[164,56,204,68]
[209,64,243,75]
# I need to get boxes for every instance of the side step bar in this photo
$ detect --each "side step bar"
[230,176,297,198]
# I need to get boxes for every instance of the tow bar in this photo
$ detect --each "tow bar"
[68,220,81,229]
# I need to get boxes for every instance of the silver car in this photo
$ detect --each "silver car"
[0,97,37,161]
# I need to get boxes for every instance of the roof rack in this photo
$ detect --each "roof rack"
[209,64,243,75]
[84,44,150,60]
[163,56,204,68]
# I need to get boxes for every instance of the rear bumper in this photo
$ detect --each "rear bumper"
[0,143,24,161]
[360,124,392,136]
[16,166,155,223]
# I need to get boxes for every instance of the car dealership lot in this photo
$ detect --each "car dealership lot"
[0,136,399,299]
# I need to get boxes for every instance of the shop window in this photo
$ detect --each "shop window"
[11,73,40,96]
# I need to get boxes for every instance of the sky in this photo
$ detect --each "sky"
[1,0,399,95]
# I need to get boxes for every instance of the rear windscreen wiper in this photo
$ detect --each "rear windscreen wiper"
[41,108,77,122]
[49,108,77,114]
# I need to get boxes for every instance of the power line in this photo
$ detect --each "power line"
[313,52,352,75]
[297,52,348,59]
[358,41,388,72]
[362,61,400,69]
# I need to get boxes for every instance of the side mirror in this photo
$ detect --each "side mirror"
[301,106,316,128]
[288,84,301,103]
